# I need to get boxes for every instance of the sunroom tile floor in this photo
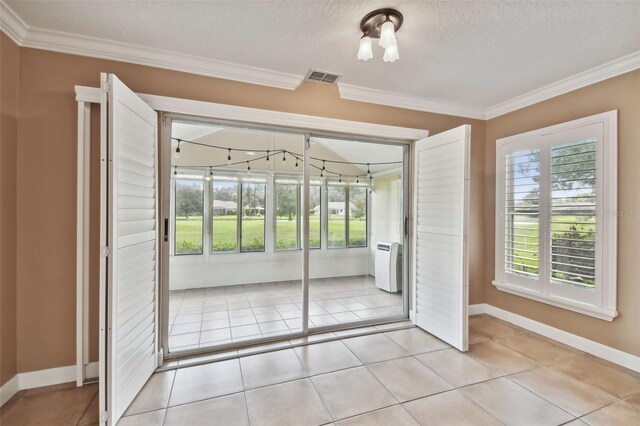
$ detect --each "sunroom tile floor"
[6,316,638,425]
[168,275,403,352]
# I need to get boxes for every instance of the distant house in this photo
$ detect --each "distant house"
[313,201,355,216]
[212,199,237,215]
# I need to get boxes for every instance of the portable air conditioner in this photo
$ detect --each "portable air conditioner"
[375,242,402,293]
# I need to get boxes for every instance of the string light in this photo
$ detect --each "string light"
[170,137,400,184]
[173,166,177,175]
[170,138,400,170]
[339,174,342,183]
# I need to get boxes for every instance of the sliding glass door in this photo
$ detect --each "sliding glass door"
[165,120,305,353]
[307,136,406,331]
[162,116,409,357]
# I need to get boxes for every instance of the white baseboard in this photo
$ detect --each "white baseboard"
[469,303,640,373]
[468,303,488,316]
[17,365,76,391]
[409,309,416,322]
[85,361,99,380]
[0,375,19,407]
[0,364,79,407]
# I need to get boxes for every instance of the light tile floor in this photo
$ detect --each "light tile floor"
[168,275,403,352]
[3,315,640,425]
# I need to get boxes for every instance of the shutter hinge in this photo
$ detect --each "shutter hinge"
[100,411,109,424]
[101,246,111,257]
[101,81,110,93]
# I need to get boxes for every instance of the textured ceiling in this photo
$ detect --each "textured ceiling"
[6,0,640,108]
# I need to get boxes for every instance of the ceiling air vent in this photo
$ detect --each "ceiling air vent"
[305,70,342,86]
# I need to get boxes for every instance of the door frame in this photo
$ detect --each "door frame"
[75,86,428,369]
[160,113,415,359]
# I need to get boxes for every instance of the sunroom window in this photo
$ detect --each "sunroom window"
[174,179,204,255]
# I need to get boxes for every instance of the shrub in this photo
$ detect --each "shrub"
[551,224,595,286]
[176,240,202,254]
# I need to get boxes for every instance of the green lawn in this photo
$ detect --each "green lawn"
[175,214,335,253]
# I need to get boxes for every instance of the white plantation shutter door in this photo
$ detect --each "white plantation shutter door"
[413,125,470,351]
[103,74,158,425]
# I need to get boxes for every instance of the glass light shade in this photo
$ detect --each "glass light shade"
[383,44,399,62]
[378,20,396,48]
[357,36,373,61]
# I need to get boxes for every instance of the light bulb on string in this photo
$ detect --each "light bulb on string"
[320,169,324,178]
[282,151,287,162]
[209,166,213,179]
[339,174,342,183]
[174,140,181,159]
[227,148,232,165]
[322,160,326,172]
[266,150,270,162]
[247,161,251,175]
[367,163,371,178]
[356,176,360,184]
[295,158,299,170]
[173,166,177,176]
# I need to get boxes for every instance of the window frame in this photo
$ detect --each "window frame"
[173,177,205,256]
[347,185,369,248]
[209,177,240,254]
[274,181,301,251]
[493,110,618,321]
[273,181,323,252]
[240,180,267,253]
[326,184,348,249]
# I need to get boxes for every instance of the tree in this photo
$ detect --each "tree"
[518,142,595,191]
[176,182,202,219]
[213,185,237,202]
[551,225,595,286]
[242,183,265,216]
[351,188,366,220]
[277,185,297,220]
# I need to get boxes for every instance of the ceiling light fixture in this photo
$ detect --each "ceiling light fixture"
[357,8,403,63]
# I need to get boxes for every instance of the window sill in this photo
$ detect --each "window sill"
[492,280,618,322]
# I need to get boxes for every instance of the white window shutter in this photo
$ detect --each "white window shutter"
[412,125,470,351]
[100,73,159,425]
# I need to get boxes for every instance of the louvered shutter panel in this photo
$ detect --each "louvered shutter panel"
[102,74,158,425]
[413,125,470,351]
[550,139,597,287]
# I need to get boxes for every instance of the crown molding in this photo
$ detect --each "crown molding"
[338,82,486,120]
[2,1,639,121]
[0,0,27,44]
[485,50,640,119]
[0,1,302,91]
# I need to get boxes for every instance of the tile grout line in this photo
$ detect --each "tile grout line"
[289,341,335,423]
[236,358,252,426]
[74,388,99,426]
[159,365,178,426]
[467,325,619,423]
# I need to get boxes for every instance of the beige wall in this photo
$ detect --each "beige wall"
[4,31,638,377]
[484,70,640,356]
[0,33,19,386]
[13,44,485,373]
